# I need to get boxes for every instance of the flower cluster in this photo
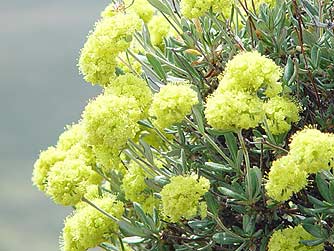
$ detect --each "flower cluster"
[61,197,124,251]
[160,175,210,222]
[180,0,232,19]
[268,225,323,251]
[79,9,141,86]
[121,162,158,213]
[205,51,299,134]
[266,128,334,201]
[150,83,198,128]
[32,123,102,206]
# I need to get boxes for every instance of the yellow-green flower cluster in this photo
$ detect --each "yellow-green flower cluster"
[79,11,141,86]
[105,73,152,116]
[268,225,323,251]
[160,175,210,222]
[264,96,300,135]
[218,51,282,97]
[265,155,308,202]
[148,15,172,47]
[205,90,264,131]
[61,197,124,251]
[289,128,334,173]
[32,146,66,192]
[205,51,298,133]
[32,123,102,206]
[149,83,198,128]
[82,94,142,170]
[125,0,155,23]
[122,162,158,213]
[180,0,232,19]
[46,159,100,206]
[266,128,334,201]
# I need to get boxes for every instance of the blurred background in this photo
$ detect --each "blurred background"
[0,1,109,250]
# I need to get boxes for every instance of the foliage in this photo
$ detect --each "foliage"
[32,0,334,250]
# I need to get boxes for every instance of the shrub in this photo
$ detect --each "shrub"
[33,0,334,250]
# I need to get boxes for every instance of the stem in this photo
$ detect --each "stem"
[185,117,234,168]
[82,197,119,222]
[237,130,252,200]
[207,212,246,241]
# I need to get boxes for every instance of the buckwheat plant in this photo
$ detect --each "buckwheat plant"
[33,0,334,250]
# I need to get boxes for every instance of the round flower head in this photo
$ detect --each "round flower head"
[268,225,323,251]
[149,83,198,129]
[125,0,155,23]
[122,162,158,213]
[148,15,172,47]
[180,0,232,19]
[57,123,85,151]
[265,155,308,202]
[32,146,65,192]
[205,90,264,131]
[46,159,101,206]
[263,96,300,135]
[289,128,334,173]
[218,51,282,97]
[105,73,152,115]
[79,12,141,86]
[160,175,210,222]
[61,197,124,251]
[82,93,142,169]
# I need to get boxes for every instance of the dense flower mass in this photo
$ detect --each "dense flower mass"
[263,96,300,135]
[78,11,141,86]
[32,146,65,192]
[205,90,264,131]
[148,15,172,47]
[33,1,334,250]
[160,175,210,222]
[180,0,232,19]
[82,93,142,169]
[218,51,282,97]
[61,197,124,251]
[149,83,198,128]
[268,225,323,251]
[265,155,308,202]
[121,162,158,213]
[105,73,152,115]
[289,128,334,173]
[46,159,100,206]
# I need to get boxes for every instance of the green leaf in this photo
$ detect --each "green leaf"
[224,132,238,162]
[122,236,146,244]
[192,105,205,133]
[213,233,244,245]
[204,162,233,172]
[316,173,333,203]
[300,238,326,247]
[147,0,171,15]
[146,53,166,81]
[217,186,247,201]
[303,223,328,238]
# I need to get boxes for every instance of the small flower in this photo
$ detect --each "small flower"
[289,128,334,173]
[149,83,198,129]
[268,225,323,251]
[265,155,308,202]
[46,159,100,206]
[61,197,124,251]
[78,12,141,86]
[160,175,210,222]
[180,0,232,19]
[105,73,152,116]
[263,96,300,135]
[32,146,65,192]
[82,93,142,170]
[122,162,159,213]
[205,90,264,131]
[218,51,282,97]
